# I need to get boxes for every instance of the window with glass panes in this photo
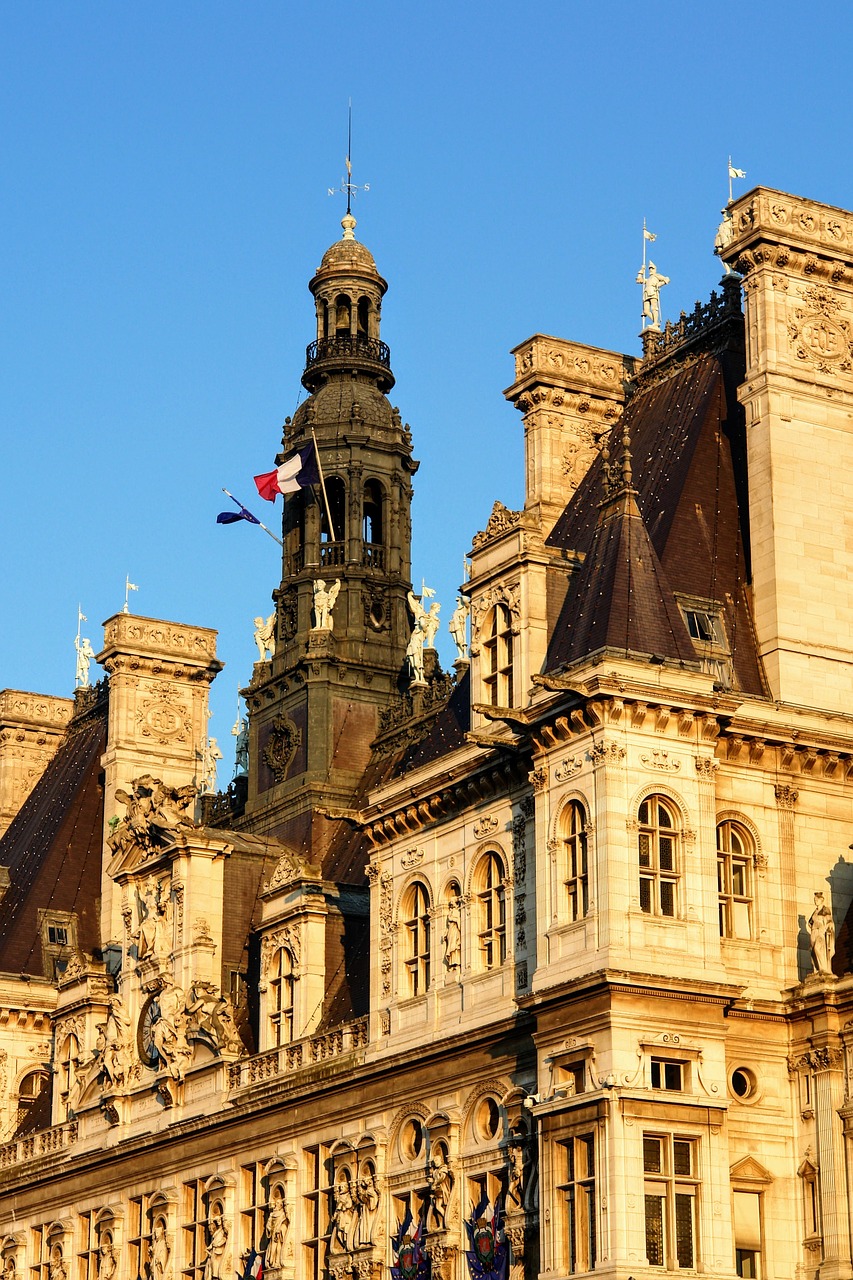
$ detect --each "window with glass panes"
[128,1196,151,1280]
[241,1163,268,1261]
[403,881,431,996]
[643,1134,699,1269]
[561,801,589,921]
[269,947,295,1045]
[77,1213,104,1280]
[483,605,514,707]
[717,821,753,939]
[558,1134,597,1273]
[476,853,507,969]
[303,1145,332,1280]
[30,1231,64,1280]
[182,1180,217,1280]
[638,796,680,917]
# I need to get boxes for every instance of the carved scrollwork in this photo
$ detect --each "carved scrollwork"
[262,715,303,783]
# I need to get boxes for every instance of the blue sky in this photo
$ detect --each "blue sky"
[2,1,851,783]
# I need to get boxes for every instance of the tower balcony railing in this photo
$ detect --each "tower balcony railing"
[362,543,385,570]
[320,541,345,568]
[305,334,391,372]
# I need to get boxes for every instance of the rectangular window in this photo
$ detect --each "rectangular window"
[128,1196,149,1280]
[651,1059,684,1091]
[643,1134,699,1269]
[559,1134,597,1274]
[303,1146,331,1280]
[733,1190,762,1278]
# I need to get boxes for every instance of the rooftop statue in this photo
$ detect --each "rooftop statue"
[253,612,276,662]
[809,890,835,976]
[636,260,670,331]
[74,635,95,688]
[449,595,471,660]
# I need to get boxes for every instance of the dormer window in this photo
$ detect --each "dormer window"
[677,596,732,688]
[483,604,514,707]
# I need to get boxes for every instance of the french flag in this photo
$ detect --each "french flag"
[254,442,320,502]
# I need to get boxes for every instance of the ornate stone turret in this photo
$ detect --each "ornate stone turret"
[241,215,419,861]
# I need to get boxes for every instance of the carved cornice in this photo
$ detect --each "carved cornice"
[725,189,853,275]
[0,691,73,729]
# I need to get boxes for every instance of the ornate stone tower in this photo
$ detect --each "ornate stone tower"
[241,213,418,860]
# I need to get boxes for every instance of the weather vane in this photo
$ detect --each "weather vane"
[327,100,370,214]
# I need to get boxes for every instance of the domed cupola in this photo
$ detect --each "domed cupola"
[303,212,394,394]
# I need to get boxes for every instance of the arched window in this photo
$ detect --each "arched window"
[357,296,370,338]
[335,294,352,337]
[717,821,753,939]
[561,801,589,921]
[362,480,384,567]
[321,300,329,339]
[14,1070,51,1137]
[58,1033,80,1114]
[638,795,680,918]
[476,853,507,969]
[321,476,346,565]
[482,604,514,707]
[269,947,295,1045]
[403,881,431,996]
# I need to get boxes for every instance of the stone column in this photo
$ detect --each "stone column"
[810,1047,853,1280]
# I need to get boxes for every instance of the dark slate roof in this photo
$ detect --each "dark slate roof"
[553,485,697,668]
[0,710,106,976]
[545,349,767,695]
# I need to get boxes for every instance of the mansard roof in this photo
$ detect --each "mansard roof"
[0,706,106,977]
[545,344,767,696]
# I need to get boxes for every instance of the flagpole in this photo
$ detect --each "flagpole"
[643,218,648,274]
[728,156,733,205]
[310,428,337,543]
[221,488,283,547]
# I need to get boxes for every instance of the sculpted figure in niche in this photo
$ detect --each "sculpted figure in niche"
[427,1149,452,1231]
[636,261,670,330]
[809,891,836,975]
[150,1219,172,1280]
[331,1179,357,1254]
[264,1187,290,1272]
[507,1138,526,1207]
[253,613,276,662]
[355,1171,380,1247]
[49,1247,66,1280]
[100,994,133,1088]
[135,880,171,962]
[449,595,471,660]
[152,981,192,1083]
[312,579,341,631]
[202,1212,229,1280]
[442,904,461,971]
[3,1256,16,1280]
[97,1235,117,1280]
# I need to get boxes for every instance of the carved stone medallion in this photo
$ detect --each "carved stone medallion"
[262,715,303,782]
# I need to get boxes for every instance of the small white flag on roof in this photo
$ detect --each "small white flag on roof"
[729,164,746,179]
[644,228,657,242]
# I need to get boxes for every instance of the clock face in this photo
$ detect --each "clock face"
[137,995,160,1068]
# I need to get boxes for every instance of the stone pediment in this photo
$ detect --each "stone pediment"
[730,1156,773,1184]
[263,845,321,894]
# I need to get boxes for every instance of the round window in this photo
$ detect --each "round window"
[730,1067,757,1100]
[477,1097,501,1140]
[401,1118,423,1161]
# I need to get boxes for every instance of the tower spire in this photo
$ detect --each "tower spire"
[328,100,369,239]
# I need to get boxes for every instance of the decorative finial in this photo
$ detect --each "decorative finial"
[327,99,369,232]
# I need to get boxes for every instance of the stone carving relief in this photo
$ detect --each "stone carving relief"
[262,715,303,783]
[202,1208,229,1280]
[109,777,196,859]
[136,686,191,745]
[554,756,583,781]
[473,816,499,839]
[472,502,522,550]
[363,584,389,633]
[400,848,425,869]
[260,927,302,990]
[789,285,853,375]
[150,1218,173,1280]
[265,850,308,891]
[640,750,681,772]
[133,877,173,962]
[264,1184,291,1276]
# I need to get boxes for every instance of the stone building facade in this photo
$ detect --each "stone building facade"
[2,186,853,1280]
